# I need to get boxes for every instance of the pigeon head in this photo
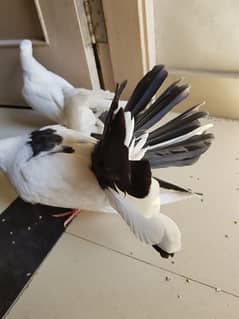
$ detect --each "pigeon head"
[152,213,182,258]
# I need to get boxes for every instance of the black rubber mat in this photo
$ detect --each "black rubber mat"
[0,197,68,318]
[0,105,31,110]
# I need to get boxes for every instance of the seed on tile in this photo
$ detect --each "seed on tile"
[171,261,175,265]
[27,226,31,231]
[185,278,190,283]
[234,221,238,225]
[2,218,6,223]
[39,215,43,220]
[165,276,171,282]
[10,231,13,235]
[224,234,229,238]
[177,294,182,299]
[215,287,222,292]
[26,272,32,277]
[12,241,15,245]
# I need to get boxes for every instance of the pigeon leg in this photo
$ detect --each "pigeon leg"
[52,209,80,227]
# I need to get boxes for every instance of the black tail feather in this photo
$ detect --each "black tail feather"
[125,65,168,116]
[172,102,205,121]
[101,81,127,143]
[147,111,208,145]
[135,83,190,131]
[155,177,191,193]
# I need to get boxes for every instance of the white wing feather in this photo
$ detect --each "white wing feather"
[106,189,171,245]
[124,112,134,147]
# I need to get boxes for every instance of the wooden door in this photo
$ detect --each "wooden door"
[0,0,100,106]
[101,0,156,99]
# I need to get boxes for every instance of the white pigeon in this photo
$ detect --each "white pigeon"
[0,65,213,257]
[20,39,123,135]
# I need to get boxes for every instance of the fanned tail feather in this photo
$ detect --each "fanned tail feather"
[125,65,168,115]
[124,67,213,168]
[92,65,214,169]
[135,82,190,132]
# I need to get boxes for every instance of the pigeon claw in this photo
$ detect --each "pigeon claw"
[52,209,80,228]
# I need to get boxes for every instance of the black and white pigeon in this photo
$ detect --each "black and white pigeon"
[0,66,213,258]
[20,39,126,135]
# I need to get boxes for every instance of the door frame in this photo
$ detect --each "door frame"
[101,0,156,97]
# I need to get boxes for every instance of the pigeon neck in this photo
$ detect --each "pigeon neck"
[20,52,45,74]
[0,137,23,172]
[20,52,33,72]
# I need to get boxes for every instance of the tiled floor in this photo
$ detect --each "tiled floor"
[1,108,239,318]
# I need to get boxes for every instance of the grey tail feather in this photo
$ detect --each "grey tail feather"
[125,65,168,116]
[99,65,168,123]
[147,112,208,146]
[145,133,214,169]
[147,111,208,146]
[135,82,190,132]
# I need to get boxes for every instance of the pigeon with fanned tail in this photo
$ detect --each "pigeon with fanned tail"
[0,66,213,258]
[20,39,124,135]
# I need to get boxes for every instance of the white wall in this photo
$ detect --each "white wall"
[154,0,239,118]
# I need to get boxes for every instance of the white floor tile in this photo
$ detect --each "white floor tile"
[5,234,239,319]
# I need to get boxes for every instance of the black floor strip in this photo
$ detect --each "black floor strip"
[0,105,31,110]
[0,198,69,318]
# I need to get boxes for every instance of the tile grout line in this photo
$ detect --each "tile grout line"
[65,231,239,299]
[2,273,37,319]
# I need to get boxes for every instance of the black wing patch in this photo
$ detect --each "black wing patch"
[28,128,75,157]
[91,84,152,199]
